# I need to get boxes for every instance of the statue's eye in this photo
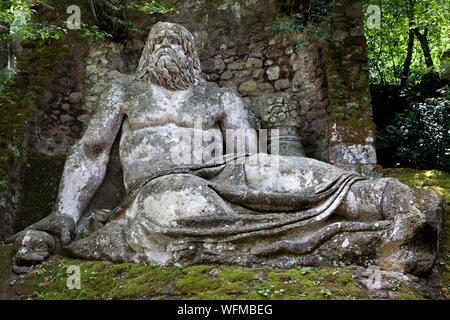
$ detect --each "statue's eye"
[168,37,179,45]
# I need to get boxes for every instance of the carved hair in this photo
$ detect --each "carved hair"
[137,22,204,90]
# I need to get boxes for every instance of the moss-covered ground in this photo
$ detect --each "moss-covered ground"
[0,254,424,300]
[0,168,448,300]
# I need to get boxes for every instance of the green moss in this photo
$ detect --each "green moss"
[175,265,223,299]
[0,245,15,289]
[13,154,66,232]
[0,38,69,195]
[4,253,437,300]
[381,168,449,206]
[7,258,367,300]
[329,119,375,146]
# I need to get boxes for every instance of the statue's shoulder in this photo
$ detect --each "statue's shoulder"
[101,74,153,101]
[215,86,245,109]
[201,83,242,104]
[95,74,149,113]
[104,74,138,93]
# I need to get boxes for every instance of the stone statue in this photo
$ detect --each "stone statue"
[8,22,441,276]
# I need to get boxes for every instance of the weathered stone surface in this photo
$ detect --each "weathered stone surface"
[345,1,363,19]
[8,212,75,267]
[63,171,443,277]
[333,30,350,41]
[246,57,263,69]
[238,80,258,93]
[252,68,264,79]
[60,114,74,123]
[66,221,134,262]
[13,230,55,266]
[266,46,284,58]
[227,61,244,71]
[220,70,233,80]
[329,143,378,176]
[127,38,145,51]
[264,59,274,66]
[266,66,280,80]
[329,120,375,145]
[8,212,75,246]
[68,92,83,104]
[77,114,91,124]
[0,1,377,244]
[274,79,290,91]
[354,266,442,299]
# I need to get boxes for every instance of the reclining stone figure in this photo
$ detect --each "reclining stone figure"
[8,22,442,276]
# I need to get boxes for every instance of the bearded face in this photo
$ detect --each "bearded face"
[137,22,203,90]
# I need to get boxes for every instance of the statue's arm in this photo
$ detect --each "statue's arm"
[219,89,253,154]
[55,83,125,224]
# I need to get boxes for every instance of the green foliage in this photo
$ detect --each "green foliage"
[108,0,175,15]
[386,168,449,205]
[298,266,312,275]
[8,145,20,158]
[320,288,332,297]
[0,0,174,97]
[1,0,111,42]
[256,287,270,297]
[86,0,176,39]
[379,86,449,171]
[363,0,450,85]
[267,0,344,50]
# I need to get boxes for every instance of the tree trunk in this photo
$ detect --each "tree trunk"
[414,27,434,68]
[400,0,415,87]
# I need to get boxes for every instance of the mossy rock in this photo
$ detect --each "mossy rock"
[380,168,449,298]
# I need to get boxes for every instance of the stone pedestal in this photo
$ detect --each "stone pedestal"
[257,92,306,157]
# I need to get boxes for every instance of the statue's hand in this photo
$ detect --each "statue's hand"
[6,212,75,269]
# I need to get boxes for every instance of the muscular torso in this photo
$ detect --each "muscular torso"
[119,83,225,190]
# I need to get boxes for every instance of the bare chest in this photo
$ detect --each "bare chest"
[124,86,222,130]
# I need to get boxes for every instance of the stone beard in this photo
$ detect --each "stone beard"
[137,22,203,90]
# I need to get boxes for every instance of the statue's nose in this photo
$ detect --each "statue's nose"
[161,37,170,47]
